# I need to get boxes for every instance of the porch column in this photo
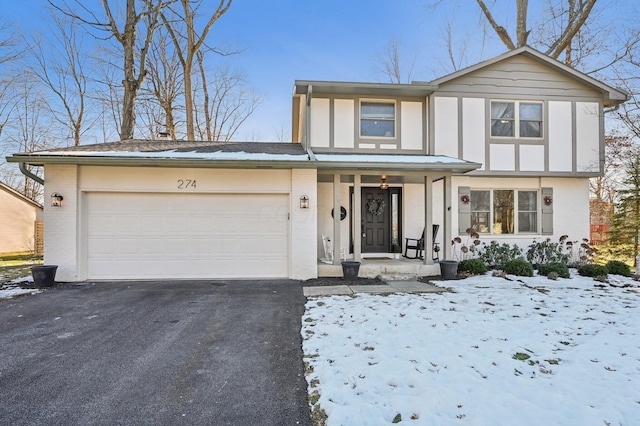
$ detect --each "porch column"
[332,174,341,265]
[353,174,362,261]
[443,174,452,259]
[424,174,434,265]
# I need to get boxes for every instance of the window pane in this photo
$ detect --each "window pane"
[493,190,514,234]
[361,103,395,119]
[520,121,541,138]
[491,102,514,119]
[520,103,542,120]
[518,191,537,211]
[361,119,395,137]
[518,212,537,233]
[471,190,490,211]
[471,212,490,233]
[491,120,514,137]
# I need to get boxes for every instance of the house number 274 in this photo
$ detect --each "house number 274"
[177,179,196,189]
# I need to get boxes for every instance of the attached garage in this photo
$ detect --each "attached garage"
[85,192,289,279]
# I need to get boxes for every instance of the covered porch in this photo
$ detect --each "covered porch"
[314,155,481,278]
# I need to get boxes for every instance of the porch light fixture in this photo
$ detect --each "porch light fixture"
[51,192,64,207]
[300,195,309,209]
[379,175,389,190]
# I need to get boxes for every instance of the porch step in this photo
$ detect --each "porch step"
[378,273,417,281]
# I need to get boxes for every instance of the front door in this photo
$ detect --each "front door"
[361,188,390,253]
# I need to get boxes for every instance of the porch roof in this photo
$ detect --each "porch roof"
[314,153,481,173]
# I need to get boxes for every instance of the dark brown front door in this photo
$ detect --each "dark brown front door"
[361,188,390,253]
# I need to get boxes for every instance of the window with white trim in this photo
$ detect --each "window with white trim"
[360,101,395,138]
[491,101,543,138]
[470,189,538,234]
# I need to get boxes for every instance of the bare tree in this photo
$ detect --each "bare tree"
[194,60,260,141]
[28,15,94,146]
[160,0,233,140]
[49,0,171,140]
[375,39,417,84]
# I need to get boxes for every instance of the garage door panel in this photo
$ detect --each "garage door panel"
[86,193,289,279]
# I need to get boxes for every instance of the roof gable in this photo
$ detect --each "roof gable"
[427,46,627,107]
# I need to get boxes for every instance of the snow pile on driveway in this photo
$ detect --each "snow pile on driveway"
[302,272,640,425]
[0,277,39,300]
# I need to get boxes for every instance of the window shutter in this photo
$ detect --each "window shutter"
[458,186,471,234]
[541,187,553,235]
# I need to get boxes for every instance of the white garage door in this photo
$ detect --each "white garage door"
[86,192,289,279]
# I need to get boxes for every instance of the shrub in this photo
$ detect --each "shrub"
[477,241,523,269]
[605,260,631,277]
[458,258,488,275]
[526,237,570,266]
[537,262,570,279]
[503,258,534,277]
[578,263,609,277]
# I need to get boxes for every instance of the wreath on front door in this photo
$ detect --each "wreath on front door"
[366,197,386,216]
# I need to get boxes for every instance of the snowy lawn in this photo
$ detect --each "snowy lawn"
[302,272,640,425]
[0,277,39,300]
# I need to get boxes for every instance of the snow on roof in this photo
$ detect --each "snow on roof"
[33,149,310,162]
[314,154,472,164]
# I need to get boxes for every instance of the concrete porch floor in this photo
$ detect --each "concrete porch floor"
[317,256,441,279]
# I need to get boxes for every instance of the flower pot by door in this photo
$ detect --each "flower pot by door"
[341,261,361,281]
[439,260,458,280]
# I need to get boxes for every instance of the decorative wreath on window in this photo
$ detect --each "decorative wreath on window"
[544,196,553,206]
[460,194,470,204]
[366,197,386,216]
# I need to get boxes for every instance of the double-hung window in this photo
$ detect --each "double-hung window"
[361,101,395,138]
[491,101,542,138]
[470,189,538,234]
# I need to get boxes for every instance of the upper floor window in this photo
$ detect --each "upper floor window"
[361,101,395,138]
[491,101,542,139]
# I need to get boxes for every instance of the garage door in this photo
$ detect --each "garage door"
[85,193,289,279]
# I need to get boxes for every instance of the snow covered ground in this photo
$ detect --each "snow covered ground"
[0,277,39,300]
[302,272,640,425]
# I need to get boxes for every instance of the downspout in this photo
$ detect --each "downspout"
[305,84,316,161]
[19,162,44,185]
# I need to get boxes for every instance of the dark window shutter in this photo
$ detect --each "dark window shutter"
[541,187,553,235]
[458,186,471,234]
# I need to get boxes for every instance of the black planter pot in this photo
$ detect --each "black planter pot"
[439,260,459,280]
[31,265,58,288]
[341,261,361,281]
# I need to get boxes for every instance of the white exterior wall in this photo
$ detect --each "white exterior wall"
[450,176,590,249]
[291,169,318,279]
[576,102,600,172]
[334,99,354,148]
[548,101,573,172]
[0,188,42,254]
[400,101,423,150]
[44,164,79,281]
[310,98,330,148]
[433,97,459,157]
[519,145,545,171]
[462,98,485,168]
[317,182,351,257]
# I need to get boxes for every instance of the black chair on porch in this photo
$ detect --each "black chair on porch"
[403,224,441,261]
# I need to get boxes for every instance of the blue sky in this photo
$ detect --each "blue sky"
[3,0,634,141]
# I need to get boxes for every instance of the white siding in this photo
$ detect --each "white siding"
[489,144,515,171]
[317,182,351,258]
[310,98,330,148]
[519,145,545,171]
[291,169,318,279]
[433,97,459,157]
[400,101,423,150]
[334,99,354,148]
[548,101,573,172]
[576,102,600,172]
[462,97,485,169]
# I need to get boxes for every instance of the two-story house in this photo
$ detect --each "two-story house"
[7,47,627,282]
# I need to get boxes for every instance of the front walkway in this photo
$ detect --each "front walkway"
[303,279,446,297]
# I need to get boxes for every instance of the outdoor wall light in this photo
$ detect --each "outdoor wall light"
[51,192,64,207]
[379,175,389,190]
[300,195,309,209]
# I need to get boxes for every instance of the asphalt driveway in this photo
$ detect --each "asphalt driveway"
[0,280,311,425]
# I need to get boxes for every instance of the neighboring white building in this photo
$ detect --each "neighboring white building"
[0,182,43,255]
[7,47,627,281]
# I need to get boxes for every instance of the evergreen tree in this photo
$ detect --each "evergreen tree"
[608,149,640,265]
